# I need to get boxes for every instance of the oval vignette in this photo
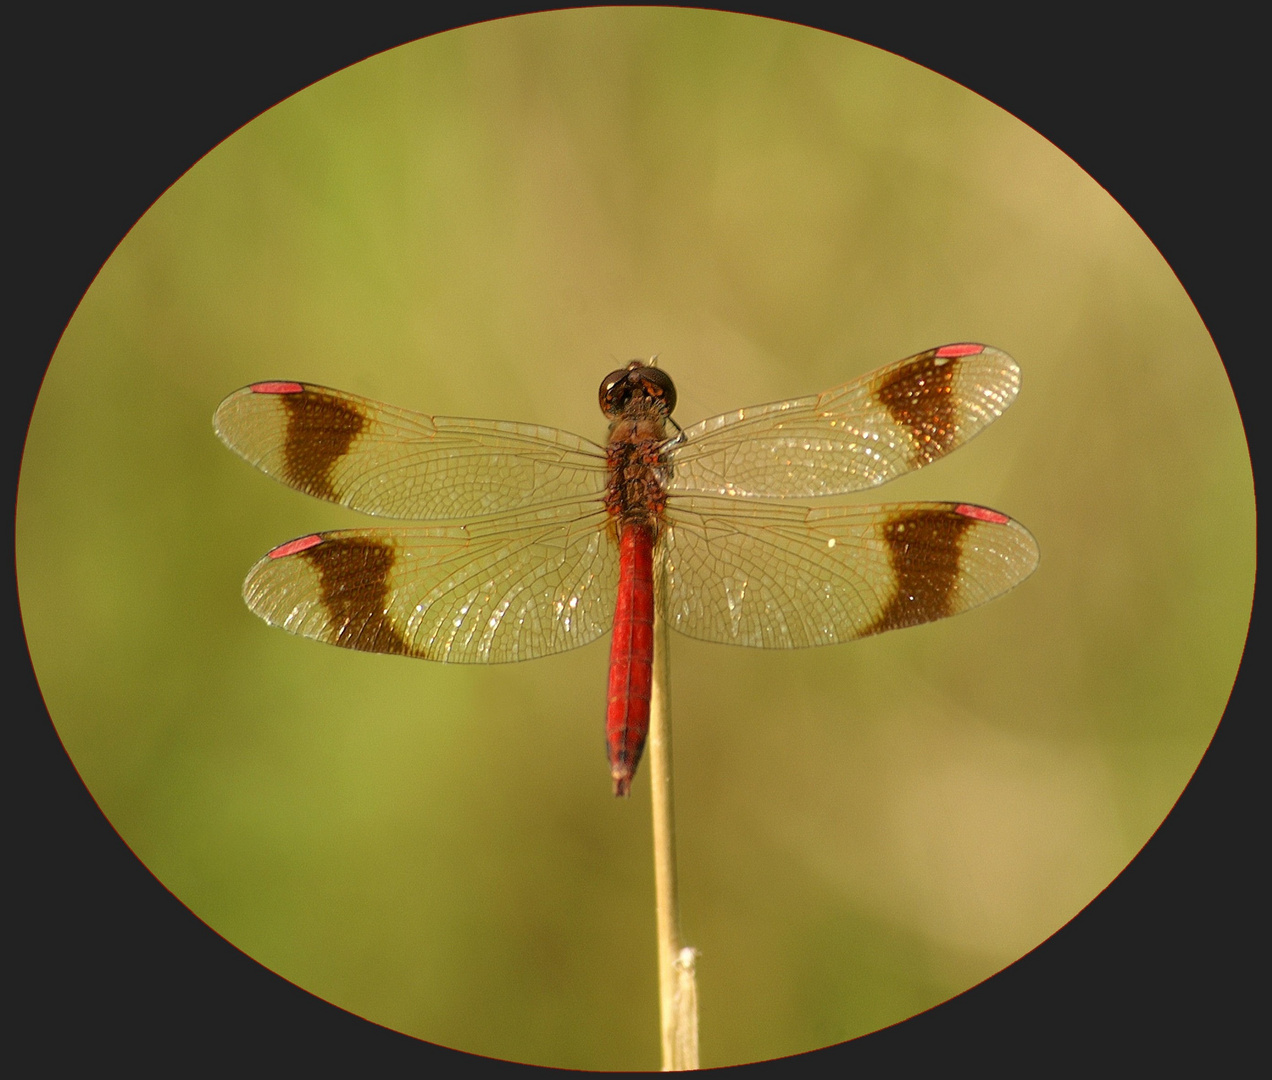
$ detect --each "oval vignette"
[14,9,1256,1072]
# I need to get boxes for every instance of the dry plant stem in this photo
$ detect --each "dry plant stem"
[649,565,699,1071]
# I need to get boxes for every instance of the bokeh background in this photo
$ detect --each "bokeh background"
[16,10,1253,1071]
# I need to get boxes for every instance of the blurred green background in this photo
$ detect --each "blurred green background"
[16,10,1253,1071]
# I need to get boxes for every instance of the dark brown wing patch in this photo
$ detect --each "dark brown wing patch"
[866,506,975,634]
[298,535,412,656]
[279,388,367,502]
[873,348,961,468]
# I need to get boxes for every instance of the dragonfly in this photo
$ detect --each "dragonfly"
[215,344,1039,796]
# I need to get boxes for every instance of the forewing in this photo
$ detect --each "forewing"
[661,495,1039,648]
[666,344,1020,498]
[242,504,618,663]
[214,382,608,519]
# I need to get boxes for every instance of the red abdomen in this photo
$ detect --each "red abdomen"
[606,524,656,797]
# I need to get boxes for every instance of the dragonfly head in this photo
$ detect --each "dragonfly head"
[599,360,677,420]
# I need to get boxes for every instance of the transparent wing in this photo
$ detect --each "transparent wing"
[661,495,1039,647]
[666,344,1021,498]
[214,382,609,520]
[242,502,618,663]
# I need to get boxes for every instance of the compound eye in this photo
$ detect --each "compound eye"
[635,366,677,416]
[598,361,678,419]
[598,368,634,418]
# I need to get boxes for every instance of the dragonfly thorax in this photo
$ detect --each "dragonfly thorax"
[604,412,672,532]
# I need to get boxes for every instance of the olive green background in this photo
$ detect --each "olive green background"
[16,9,1253,1071]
